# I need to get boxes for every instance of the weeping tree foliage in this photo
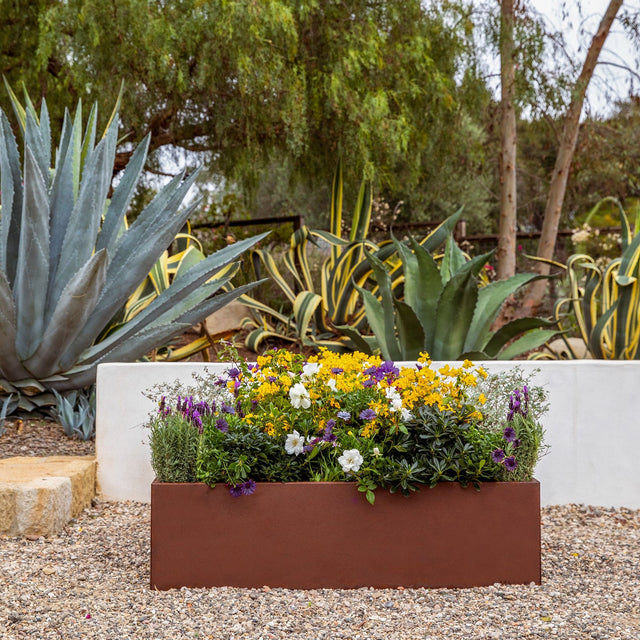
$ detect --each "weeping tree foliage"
[5,0,491,226]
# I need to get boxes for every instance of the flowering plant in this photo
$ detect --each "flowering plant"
[147,348,547,503]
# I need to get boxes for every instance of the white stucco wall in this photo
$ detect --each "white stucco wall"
[96,360,640,507]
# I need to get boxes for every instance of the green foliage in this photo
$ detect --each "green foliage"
[240,162,462,352]
[346,234,558,360]
[18,0,492,226]
[0,91,265,411]
[52,388,95,440]
[149,414,200,483]
[551,199,640,359]
[361,405,497,495]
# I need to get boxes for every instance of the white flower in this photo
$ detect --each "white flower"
[326,378,337,392]
[400,408,414,422]
[289,382,311,409]
[338,449,364,473]
[301,362,321,381]
[372,447,381,457]
[285,430,305,456]
[385,387,403,413]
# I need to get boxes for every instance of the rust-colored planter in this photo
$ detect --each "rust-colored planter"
[151,480,540,590]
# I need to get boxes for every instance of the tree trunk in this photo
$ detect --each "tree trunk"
[496,0,517,280]
[521,0,624,313]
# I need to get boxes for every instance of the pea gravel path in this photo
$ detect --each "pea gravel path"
[1,422,639,639]
[0,500,638,640]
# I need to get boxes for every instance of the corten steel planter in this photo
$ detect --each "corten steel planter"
[150,480,541,590]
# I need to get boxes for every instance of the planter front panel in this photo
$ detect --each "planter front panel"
[151,480,540,590]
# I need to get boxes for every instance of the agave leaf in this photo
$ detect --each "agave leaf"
[405,237,442,347]
[14,148,50,360]
[238,294,292,327]
[95,134,151,254]
[329,159,343,269]
[419,207,463,253]
[355,282,401,361]
[252,248,296,302]
[173,283,260,328]
[24,108,50,186]
[173,245,207,280]
[364,249,402,361]
[23,250,108,378]
[68,236,266,367]
[0,270,29,380]
[70,175,203,352]
[463,273,547,353]
[3,78,26,132]
[440,236,466,285]
[80,102,98,176]
[48,110,79,283]
[497,329,561,360]
[393,298,426,360]
[309,229,350,247]
[432,270,478,361]
[0,111,23,283]
[350,179,372,244]
[293,291,324,341]
[483,317,558,358]
[155,335,212,362]
[50,119,118,309]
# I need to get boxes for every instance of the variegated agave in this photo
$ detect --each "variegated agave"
[239,161,461,352]
[538,198,640,360]
[0,93,264,411]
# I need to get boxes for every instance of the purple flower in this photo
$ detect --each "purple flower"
[268,376,277,383]
[362,378,376,388]
[359,408,376,421]
[215,417,229,433]
[503,426,517,443]
[331,367,344,375]
[325,419,336,430]
[504,456,518,471]
[227,367,241,379]
[337,411,351,421]
[378,360,400,379]
[228,484,243,497]
[241,479,256,496]
[221,403,236,415]
[491,449,505,464]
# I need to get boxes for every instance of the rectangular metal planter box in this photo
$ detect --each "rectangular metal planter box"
[151,480,541,590]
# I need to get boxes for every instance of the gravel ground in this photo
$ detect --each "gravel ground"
[1,502,639,639]
[1,425,640,639]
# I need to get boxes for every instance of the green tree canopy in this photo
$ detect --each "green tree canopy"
[0,0,492,228]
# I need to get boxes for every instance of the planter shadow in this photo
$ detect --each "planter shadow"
[151,480,540,590]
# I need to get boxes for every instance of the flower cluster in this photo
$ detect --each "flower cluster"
[148,349,547,500]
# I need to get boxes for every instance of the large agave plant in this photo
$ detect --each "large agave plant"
[339,235,559,361]
[0,95,264,410]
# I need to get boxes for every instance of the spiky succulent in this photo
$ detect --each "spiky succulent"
[0,94,264,410]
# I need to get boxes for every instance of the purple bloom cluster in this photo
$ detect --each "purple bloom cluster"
[491,422,522,472]
[228,479,257,497]
[303,419,338,453]
[363,361,400,387]
[174,396,216,434]
[507,386,529,421]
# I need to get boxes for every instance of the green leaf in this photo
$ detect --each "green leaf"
[497,329,562,360]
[432,270,478,360]
[14,148,50,360]
[464,273,546,353]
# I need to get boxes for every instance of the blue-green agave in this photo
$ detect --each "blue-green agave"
[0,94,264,410]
